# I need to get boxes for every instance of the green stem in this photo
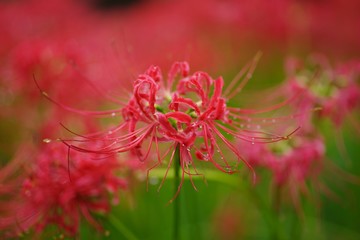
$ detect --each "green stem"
[246,184,278,240]
[174,145,180,240]
[108,214,139,240]
[272,186,281,240]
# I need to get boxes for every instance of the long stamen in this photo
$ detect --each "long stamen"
[60,122,128,140]
[34,75,124,117]
[223,61,251,97]
[215,122,287,143]
[70,66,129,106]
[225,51,262,99]
[158,144,177,192]
[207,122,256,182]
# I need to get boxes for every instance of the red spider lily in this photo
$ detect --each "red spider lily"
[39,54,299,201]
[284,55,360,129]
[0,142,126,237]
[239,134,325,213]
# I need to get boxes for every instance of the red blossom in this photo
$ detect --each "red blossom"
[239,134,325,211]
[0,142,126,237]
[284,55,360,128]
[56,56,298,200]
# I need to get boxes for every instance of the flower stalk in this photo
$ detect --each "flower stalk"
[174,144,180,240]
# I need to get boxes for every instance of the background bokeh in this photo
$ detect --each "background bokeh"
[0,0,359,239]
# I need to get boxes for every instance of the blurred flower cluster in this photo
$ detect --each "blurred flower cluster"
[0,0,359,239]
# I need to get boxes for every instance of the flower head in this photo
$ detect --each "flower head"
[285,55,360,128]
[0,142,126,237]
[239,133,325,212]
[57,55,297,199]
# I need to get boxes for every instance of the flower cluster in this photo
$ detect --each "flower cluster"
[0,142,126,237]
[240,133,324,210]
[238,55,360,211]
[285,55,360,128]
